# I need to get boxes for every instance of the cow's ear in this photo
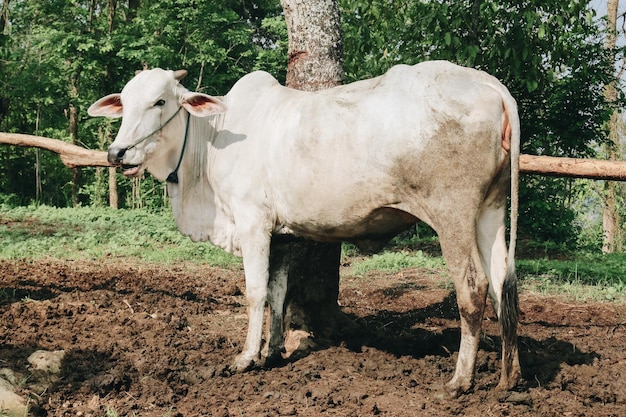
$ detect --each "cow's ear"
[181,92,226,117]
[88,94,123,118]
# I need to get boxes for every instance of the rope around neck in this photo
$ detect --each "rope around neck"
[166,111,191,184]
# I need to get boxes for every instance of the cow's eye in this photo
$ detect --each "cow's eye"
[154,99,166,107]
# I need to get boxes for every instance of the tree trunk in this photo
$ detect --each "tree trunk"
[127,0,140,22]
[277,0,351,357]
[282,0,344,91]
[69,102,80,207]
[0,0,9,35]
[602,0,622,253]
[35,107,42,202]
[68,71,81,207]
[0,2,10,132]
[107,0,117,33]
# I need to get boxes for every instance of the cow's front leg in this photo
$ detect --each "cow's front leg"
[231,231,272,372]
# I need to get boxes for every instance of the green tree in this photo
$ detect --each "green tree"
[0,0,285,207]
[1,0,621,251]
[341,0,620,248]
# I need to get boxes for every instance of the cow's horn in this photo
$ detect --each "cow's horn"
[174,70,188,80]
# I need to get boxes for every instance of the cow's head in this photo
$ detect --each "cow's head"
[88,68,226,180]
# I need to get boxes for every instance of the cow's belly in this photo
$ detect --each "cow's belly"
[281,206,419,244]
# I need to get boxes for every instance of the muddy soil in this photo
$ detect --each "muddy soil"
[1,258,625,417]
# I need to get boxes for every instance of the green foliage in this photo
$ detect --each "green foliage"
[0,0,623,251]
[518,253,626,287]
[340,0,620,250]
[0,146,74,206]
[115,1,257,92]
[0,204,241,268]
[518,177,580,247]
[0,0,286,208]
[252,14,288,82]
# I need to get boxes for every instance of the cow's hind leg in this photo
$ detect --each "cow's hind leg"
[438,229,489,398]
[477,205,520,390]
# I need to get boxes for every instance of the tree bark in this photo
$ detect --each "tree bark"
[69,102,81,206]
[277,0,349,357]
[0,0,9,35]
[0,0,8,127]
[281,0,344,91]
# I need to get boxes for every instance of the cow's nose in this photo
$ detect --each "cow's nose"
[107,147,127,165]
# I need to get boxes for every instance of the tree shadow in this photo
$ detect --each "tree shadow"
[0,276,126,307]
[1,276,223,308]
[0,343,135,416]
[2,266,600,394]
[57,348,134,395]
[0,343,39,374]
[331,292,462,359]
[0,284,58,307]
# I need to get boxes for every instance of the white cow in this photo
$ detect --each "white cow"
[89,61,521,398]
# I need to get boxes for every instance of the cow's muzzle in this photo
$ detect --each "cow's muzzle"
[108,146,141,176]
[108,146,127,165]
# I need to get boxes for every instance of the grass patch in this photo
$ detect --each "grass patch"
[517,253,626,302]
[521,277,626,302]
[0,204,241,268]
[3,204,626,301]
[349,250,446,277]
[346,235,626,301]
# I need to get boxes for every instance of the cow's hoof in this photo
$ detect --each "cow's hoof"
[435,380,471,400]
[230,353,258,373]
[496,374,522,392]
[434,386,459,401]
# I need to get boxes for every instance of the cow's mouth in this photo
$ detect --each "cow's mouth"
[121,164,141,177]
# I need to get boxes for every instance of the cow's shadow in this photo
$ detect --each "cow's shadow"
[291,288,599,389]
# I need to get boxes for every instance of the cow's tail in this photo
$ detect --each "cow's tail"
[500,87,521,388]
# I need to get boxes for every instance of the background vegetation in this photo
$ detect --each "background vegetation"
[0,0,625,254]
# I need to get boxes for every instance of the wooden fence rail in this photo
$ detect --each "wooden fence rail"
[1,132,626,181]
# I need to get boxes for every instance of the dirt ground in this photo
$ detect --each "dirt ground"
[1,258,625,417]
